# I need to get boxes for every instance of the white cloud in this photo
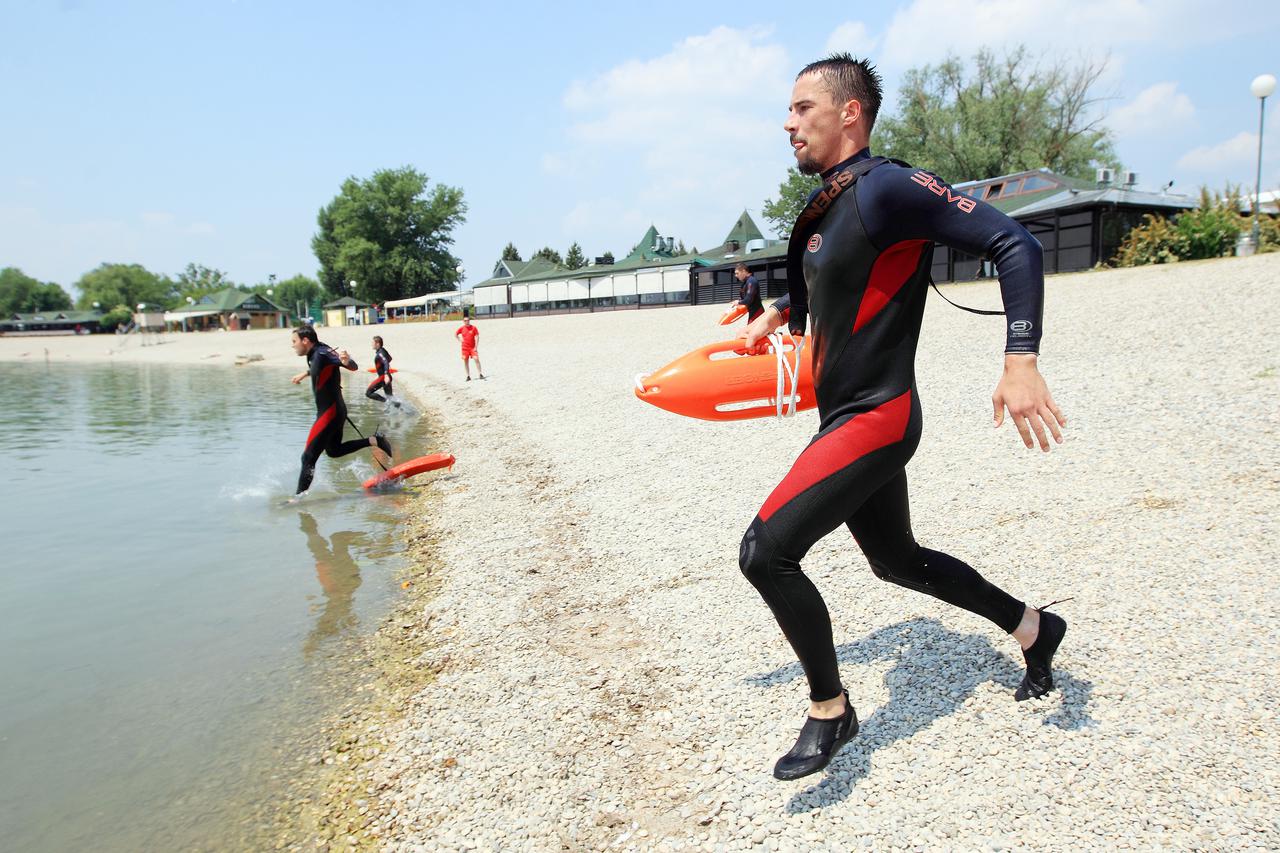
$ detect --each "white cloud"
[1108,82,1195,137]
[877,0,1243,71]
[1177,132,1262,171]
[547,26,797,249]
[141,211,176,227]
[1177,108,1280,174]
[825,21,879,56]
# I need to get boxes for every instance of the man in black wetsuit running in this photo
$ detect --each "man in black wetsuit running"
[290,326,393,495]
[366,335,394,403]
[738,55,1069,781]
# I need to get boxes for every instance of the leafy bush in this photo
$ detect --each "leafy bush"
[1113,184,1274,266]
[1112,214,1188,266]
[98,306,133,331]
[1252,213,1280,253]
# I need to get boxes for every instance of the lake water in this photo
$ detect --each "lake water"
[0,361,434,851]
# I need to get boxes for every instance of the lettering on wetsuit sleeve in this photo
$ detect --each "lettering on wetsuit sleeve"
[863,165,1044,354]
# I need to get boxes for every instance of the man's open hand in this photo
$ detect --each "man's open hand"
[992,354,1066,451]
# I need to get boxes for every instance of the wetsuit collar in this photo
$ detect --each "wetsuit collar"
[821,148,872,181]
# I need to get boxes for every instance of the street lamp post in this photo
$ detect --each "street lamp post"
[1251,74,1277,249]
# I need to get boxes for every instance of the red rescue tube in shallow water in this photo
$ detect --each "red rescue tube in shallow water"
[362,453,454,489]
[634,336,814,421]
[366,367,398,373]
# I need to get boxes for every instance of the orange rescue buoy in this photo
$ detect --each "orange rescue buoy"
[634,336,815,421]
[367,367,398,373]
[363,452,455,489]
[718,304,747,325]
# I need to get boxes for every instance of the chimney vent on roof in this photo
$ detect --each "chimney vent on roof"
[1096,167,1114,187]
[1122,170,1139,188]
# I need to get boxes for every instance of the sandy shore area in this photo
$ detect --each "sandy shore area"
[5,254,1278,850]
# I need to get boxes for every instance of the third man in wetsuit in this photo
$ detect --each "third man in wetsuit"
[738,54,1070,781]
[366,335,394,402]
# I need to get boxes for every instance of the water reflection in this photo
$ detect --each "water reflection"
[298,512,364,657]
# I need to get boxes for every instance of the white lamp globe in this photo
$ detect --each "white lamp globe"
[1252,74,1277,99]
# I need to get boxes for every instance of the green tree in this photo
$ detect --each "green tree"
[175,263,235,300]
[532,247,563,265]
[762,167,823,238]
[564,242,586,270]
[271,274,326,318]
[676,239,687,255]
[74,263,175,311]
[312,166,467,304]
[876,47,1118,183]
[600,251,615,264]
[0,268,73,313]
[501,242,522,261]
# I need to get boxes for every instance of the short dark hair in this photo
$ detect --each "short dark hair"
[735,262,750,273]
[372,335,383,347]
[292,326,318,344]
[798,53,883,130]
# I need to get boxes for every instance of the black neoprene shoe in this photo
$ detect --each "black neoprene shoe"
[772,690,858,781]
[374,433,394,459]
[1016,609,1067,701]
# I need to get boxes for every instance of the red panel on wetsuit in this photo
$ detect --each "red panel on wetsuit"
[316,364,335,390]
[852,240,929,334]
[306,404,338,448]
[759,390,912,523]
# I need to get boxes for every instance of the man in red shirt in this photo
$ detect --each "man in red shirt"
[455,316,484,381]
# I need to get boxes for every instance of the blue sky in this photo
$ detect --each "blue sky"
[2,0,1278,294]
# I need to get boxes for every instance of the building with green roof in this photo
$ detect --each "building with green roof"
[470,211,784,317]
[1,310,104,335]
[471,169,1198,320]
[163,288,287,331]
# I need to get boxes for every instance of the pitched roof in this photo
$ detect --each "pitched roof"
[472,257,563,289]
[721,210,765,246]
[168,288,286,314]
[4,310,103,323]
[1005,187,1197,218]
[323,296,372,308]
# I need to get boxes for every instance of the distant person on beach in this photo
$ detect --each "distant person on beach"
[455,316,484,381]
[366,335,394,402]
[289,326,392,495]
[735,54,1069,781]
[732,262,765,322]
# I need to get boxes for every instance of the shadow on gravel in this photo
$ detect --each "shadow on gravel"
[745,617,1094,813]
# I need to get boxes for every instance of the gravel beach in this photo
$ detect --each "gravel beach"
[6,253,1277,850]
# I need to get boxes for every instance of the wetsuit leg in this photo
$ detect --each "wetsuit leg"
[298,404,339,493]
[366,375,387,402]
[739,391,918,701]
[324,414,371,460]
[845,470,1025,633]
[297,405,370,493]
